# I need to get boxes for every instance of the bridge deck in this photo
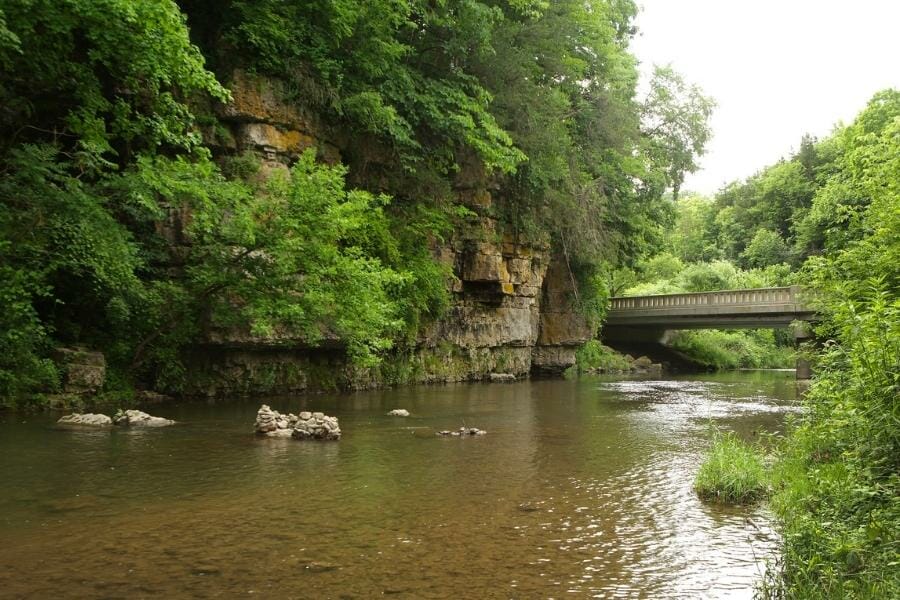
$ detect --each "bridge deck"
[606,286,815,329]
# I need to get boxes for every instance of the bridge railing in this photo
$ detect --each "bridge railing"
[609,286,801,311]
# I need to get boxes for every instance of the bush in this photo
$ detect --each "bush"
[694,431,769,503]
[574,340,632,373]
[767,291,900,598]
[669,329,795,370]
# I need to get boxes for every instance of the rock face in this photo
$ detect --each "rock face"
[254,405,341,440]
[114,410,175,427]
[387,409,410,417]
[57,413,112,427]
[180,73,594,397]
[52,348,106,394]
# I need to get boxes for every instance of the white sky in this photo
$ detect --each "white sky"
[630,0,900,195]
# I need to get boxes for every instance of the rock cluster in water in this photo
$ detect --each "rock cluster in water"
[254,405,341,440]
[437,427,486,437]
[114,409,175,427]
[57,410,174,428]
[387,409,410,417]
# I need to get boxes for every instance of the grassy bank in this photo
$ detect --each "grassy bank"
[762,296,899,598]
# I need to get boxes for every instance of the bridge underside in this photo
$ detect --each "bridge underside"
[604,310,816,331]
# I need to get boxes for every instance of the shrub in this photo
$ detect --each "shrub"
[574,340,632,373]
[694,431,769,504]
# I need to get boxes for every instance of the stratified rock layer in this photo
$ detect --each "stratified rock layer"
[182,72,593,396]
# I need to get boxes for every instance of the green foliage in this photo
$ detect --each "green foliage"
[182,0,712,272]
[694,431,769,504]
[1,0,226,166]
[640,65,716,200]
[741,229,791,268]
[669,329,794,370]
[574,340,632,373]
[669,90,899,273]
[117,151,450,387]
[763,92,900,598]
[666,193,721,262]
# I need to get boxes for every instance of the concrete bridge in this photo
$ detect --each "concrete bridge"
[606,286,815,330]
[604,286,817,377]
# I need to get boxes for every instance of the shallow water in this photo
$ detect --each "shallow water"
[0,372,799,598]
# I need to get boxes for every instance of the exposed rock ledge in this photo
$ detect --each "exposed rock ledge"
[57,411,174,427]
[254,405,341,440]
[57,413,113,427]
[114,409,176,427]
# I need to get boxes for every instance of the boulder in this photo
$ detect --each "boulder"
[57,413,112,427]
[633,355,654,368]
[388,409,410,417]
[114,409,175,427]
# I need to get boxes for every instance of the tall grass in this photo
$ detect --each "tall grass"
[762,293,900,598]
[694,431,769,504]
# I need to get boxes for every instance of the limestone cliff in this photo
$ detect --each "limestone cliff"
[183,71,592,396]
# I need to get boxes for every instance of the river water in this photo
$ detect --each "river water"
[0,372,799,599]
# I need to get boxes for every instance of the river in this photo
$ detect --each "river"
[0,372,799,598]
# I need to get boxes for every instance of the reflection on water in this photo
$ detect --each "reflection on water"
[0,371,797,598]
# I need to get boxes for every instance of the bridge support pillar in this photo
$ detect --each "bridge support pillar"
[794,322,815,380]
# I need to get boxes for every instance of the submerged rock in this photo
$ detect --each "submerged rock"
[387,409,410,417]
[254,404,341,440]
[114,409,175,427]
[57,413,112,427]
[437,427,486,437]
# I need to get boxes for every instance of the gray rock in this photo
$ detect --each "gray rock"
[57,413,112,427]
[633,355,653,368]
[284,409,341,440]
[266,428,294,438]
[437,427,486,437]
[254,404,300,437]
[488,373,516,383]
[52,348,106,394]
[114,409,175,427]
[387,409,410,417]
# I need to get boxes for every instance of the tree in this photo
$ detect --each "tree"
[741,229,790,268]
[641,65,715,200]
